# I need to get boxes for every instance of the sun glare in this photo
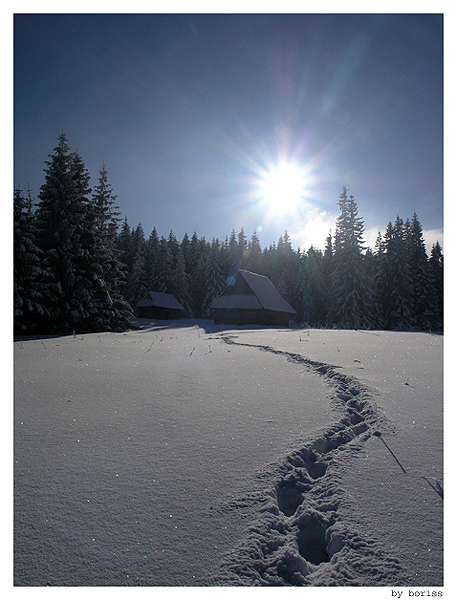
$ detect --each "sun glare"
[259,162,306,213]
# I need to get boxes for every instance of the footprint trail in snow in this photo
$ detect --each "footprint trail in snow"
[210,335,404,586]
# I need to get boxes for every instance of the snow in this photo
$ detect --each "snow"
[13,320,444,590]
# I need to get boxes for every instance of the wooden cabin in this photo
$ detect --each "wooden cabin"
[210,269,296,327]
[135,291,185,320]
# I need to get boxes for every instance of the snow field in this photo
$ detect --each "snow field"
[14,322,443,588]
[209,328,443,586]
[14,322,332,585]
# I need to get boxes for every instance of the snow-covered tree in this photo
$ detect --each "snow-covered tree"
[223,229,241,276]
[167,230,180,263]
[405,213,438,330]
[237,227,248,268]
[187,232,208,317]
[156,236,174,293]
[14,188,48,333]
[201,239,226,317]
[331,187,377,329]
[245,230,264,273]
[33,133,97,332]
[429,241,443,330]
[170,246,192,316]
[123,224,148,307]
[91,166,133,330]
[291,251,312,325]
[270,231,298,304]
[144,227,160,291]
[376,218,413,330]
[116,217,135,271]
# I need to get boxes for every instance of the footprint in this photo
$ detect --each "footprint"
[276,474,312,517]
[348,411,364,425]
[277,484,305,517]
[217,336,383,583]
[296,515,330,565]
[306,460,327,480]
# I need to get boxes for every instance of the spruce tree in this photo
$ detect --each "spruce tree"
[144,227,161,292]
[201,239,226,317]
[117,217,135,272]
[292,252,312,325]
[156,236,174,293]
[180,232,191,272]
[406,213,438,329]
[237,227,248,268]
[272,231,298,304]
[245,230,264,273]
[91,166,133,330]
[123,224,148,308]
[376,218,414,330]
[187,232,208,317]
[429,241,444,330]
[170,246,192,316]
[331,187,376,329]
[14,188,47,333]
[224,229,240,276]
[34,133,96,332]
[167,230,180,263]
[306,246,330,326]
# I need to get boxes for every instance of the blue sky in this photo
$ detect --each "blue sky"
[14,12,443,251]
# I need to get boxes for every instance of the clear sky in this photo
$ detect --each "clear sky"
[14,12,443,252]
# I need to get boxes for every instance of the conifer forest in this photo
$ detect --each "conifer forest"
[14,134,444,335]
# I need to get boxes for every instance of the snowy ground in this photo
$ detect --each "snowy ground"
[14,320,444,589]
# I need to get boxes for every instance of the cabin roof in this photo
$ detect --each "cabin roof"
[210,294,262,310]
[136,291,185,311]
[211,269,296,314]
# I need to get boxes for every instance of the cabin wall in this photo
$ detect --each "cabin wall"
[213,308,259,325]
[137,306,183,320]
[213,308,291,327]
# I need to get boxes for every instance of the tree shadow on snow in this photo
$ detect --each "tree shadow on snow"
[132,317,283,335]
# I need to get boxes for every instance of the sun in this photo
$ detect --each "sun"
[259,162,306,213]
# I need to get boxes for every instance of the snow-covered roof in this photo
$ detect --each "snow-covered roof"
[211,269,296,314]
[136,291,185,311]
[210,294,262,310]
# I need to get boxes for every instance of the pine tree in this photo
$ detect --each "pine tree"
[117,217,135,271]
[429,241,443,330]
[170,246,192,316]
[144,227,160,291]
[63,151,122,333]
[376,218,414,330]
[307,246,330,326]
[167,230,180,263]
[123,224,148,307]
[321,230,334,320]
[237,227,248,268]
[323,230,333,270]
[156,236,174,293]
[91,166,133,330]
[92,164,121,239]
[180,232,191,272]
[245,230,264,273]
[292,252,312,325]
[406,213,438,329]
[14,188,48,333]
[34,133,96,332]
[331,187,376,329]
[201,239,226,317]
[224,229,240,276]
[187,233,208,317]
[271,231,298,304]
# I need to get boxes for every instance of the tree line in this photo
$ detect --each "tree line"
[14,134,443,335]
